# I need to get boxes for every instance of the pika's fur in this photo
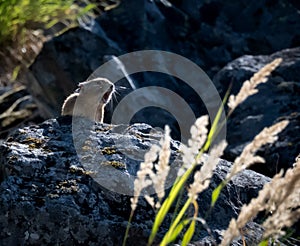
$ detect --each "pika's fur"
[61,78,114,122]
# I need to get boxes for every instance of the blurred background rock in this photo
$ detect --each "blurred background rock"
[0,0,299,176]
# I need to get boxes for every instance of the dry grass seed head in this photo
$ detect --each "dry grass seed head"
[227,120,289,180]
[130,144,160,211]
[131,126,172,211]
[220,154,299,245]
[228,58,282,112]
[151,125,172,206]
[188,140,228,201]
[178,115,209,177]
[262,157,300,240]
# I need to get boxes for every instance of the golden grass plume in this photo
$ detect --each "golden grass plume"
[228,58,282,113]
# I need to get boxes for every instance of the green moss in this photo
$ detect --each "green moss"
[69,165,94,175]
[95,125,114,132]
[56,179,79,194]
[102,161,126,169]
[22,137,44,149]
[48,193,59,199]
[102,146,117,155]
[82,145,92,151]
[133,133,144,140]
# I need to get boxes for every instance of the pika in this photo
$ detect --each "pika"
[61,78,114,122]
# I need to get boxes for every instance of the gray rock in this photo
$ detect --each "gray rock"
[0,117,270,245]
[213,47,300,176]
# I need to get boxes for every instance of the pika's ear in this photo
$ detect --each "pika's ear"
[78,82,85,92]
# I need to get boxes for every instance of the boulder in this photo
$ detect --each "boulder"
[0,117,270,245]
[213,47,300,176]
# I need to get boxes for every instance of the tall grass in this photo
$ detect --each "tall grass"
[0,0,95,45]
[123,58,300,245]
[0,0,98,84]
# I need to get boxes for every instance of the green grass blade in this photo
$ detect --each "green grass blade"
[181,219,195,246]
[122,210,134,246]
[166,219,191,243]
[203,85,230,152]
[211,181,226,207]
[11,65,20,81]
[148,167,194,245]
[160,197,192,246]
[204,105,223,151]
[258,239,269,246]
[78,3,97,17]
[45,19,59,29]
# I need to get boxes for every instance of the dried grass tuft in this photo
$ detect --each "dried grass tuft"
[130,126,172,211]
[130,144,159,212]
[220,154,299,245]
[177,115,209,177]
[226,120,289,181]
[151,126,171,207]
[262,155,300,240]
[228,58,282,113]
[188,140,227,201]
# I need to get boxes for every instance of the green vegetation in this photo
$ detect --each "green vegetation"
[0,0,95,45]
[0,0,99,83]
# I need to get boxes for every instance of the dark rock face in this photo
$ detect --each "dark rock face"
[1,1,299,244]
[28,27,120,118]
[0,118,269,245]
[28,0,300,117]
[27,0,300,175]
[213,47,300,176]
[0,85,42,139]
